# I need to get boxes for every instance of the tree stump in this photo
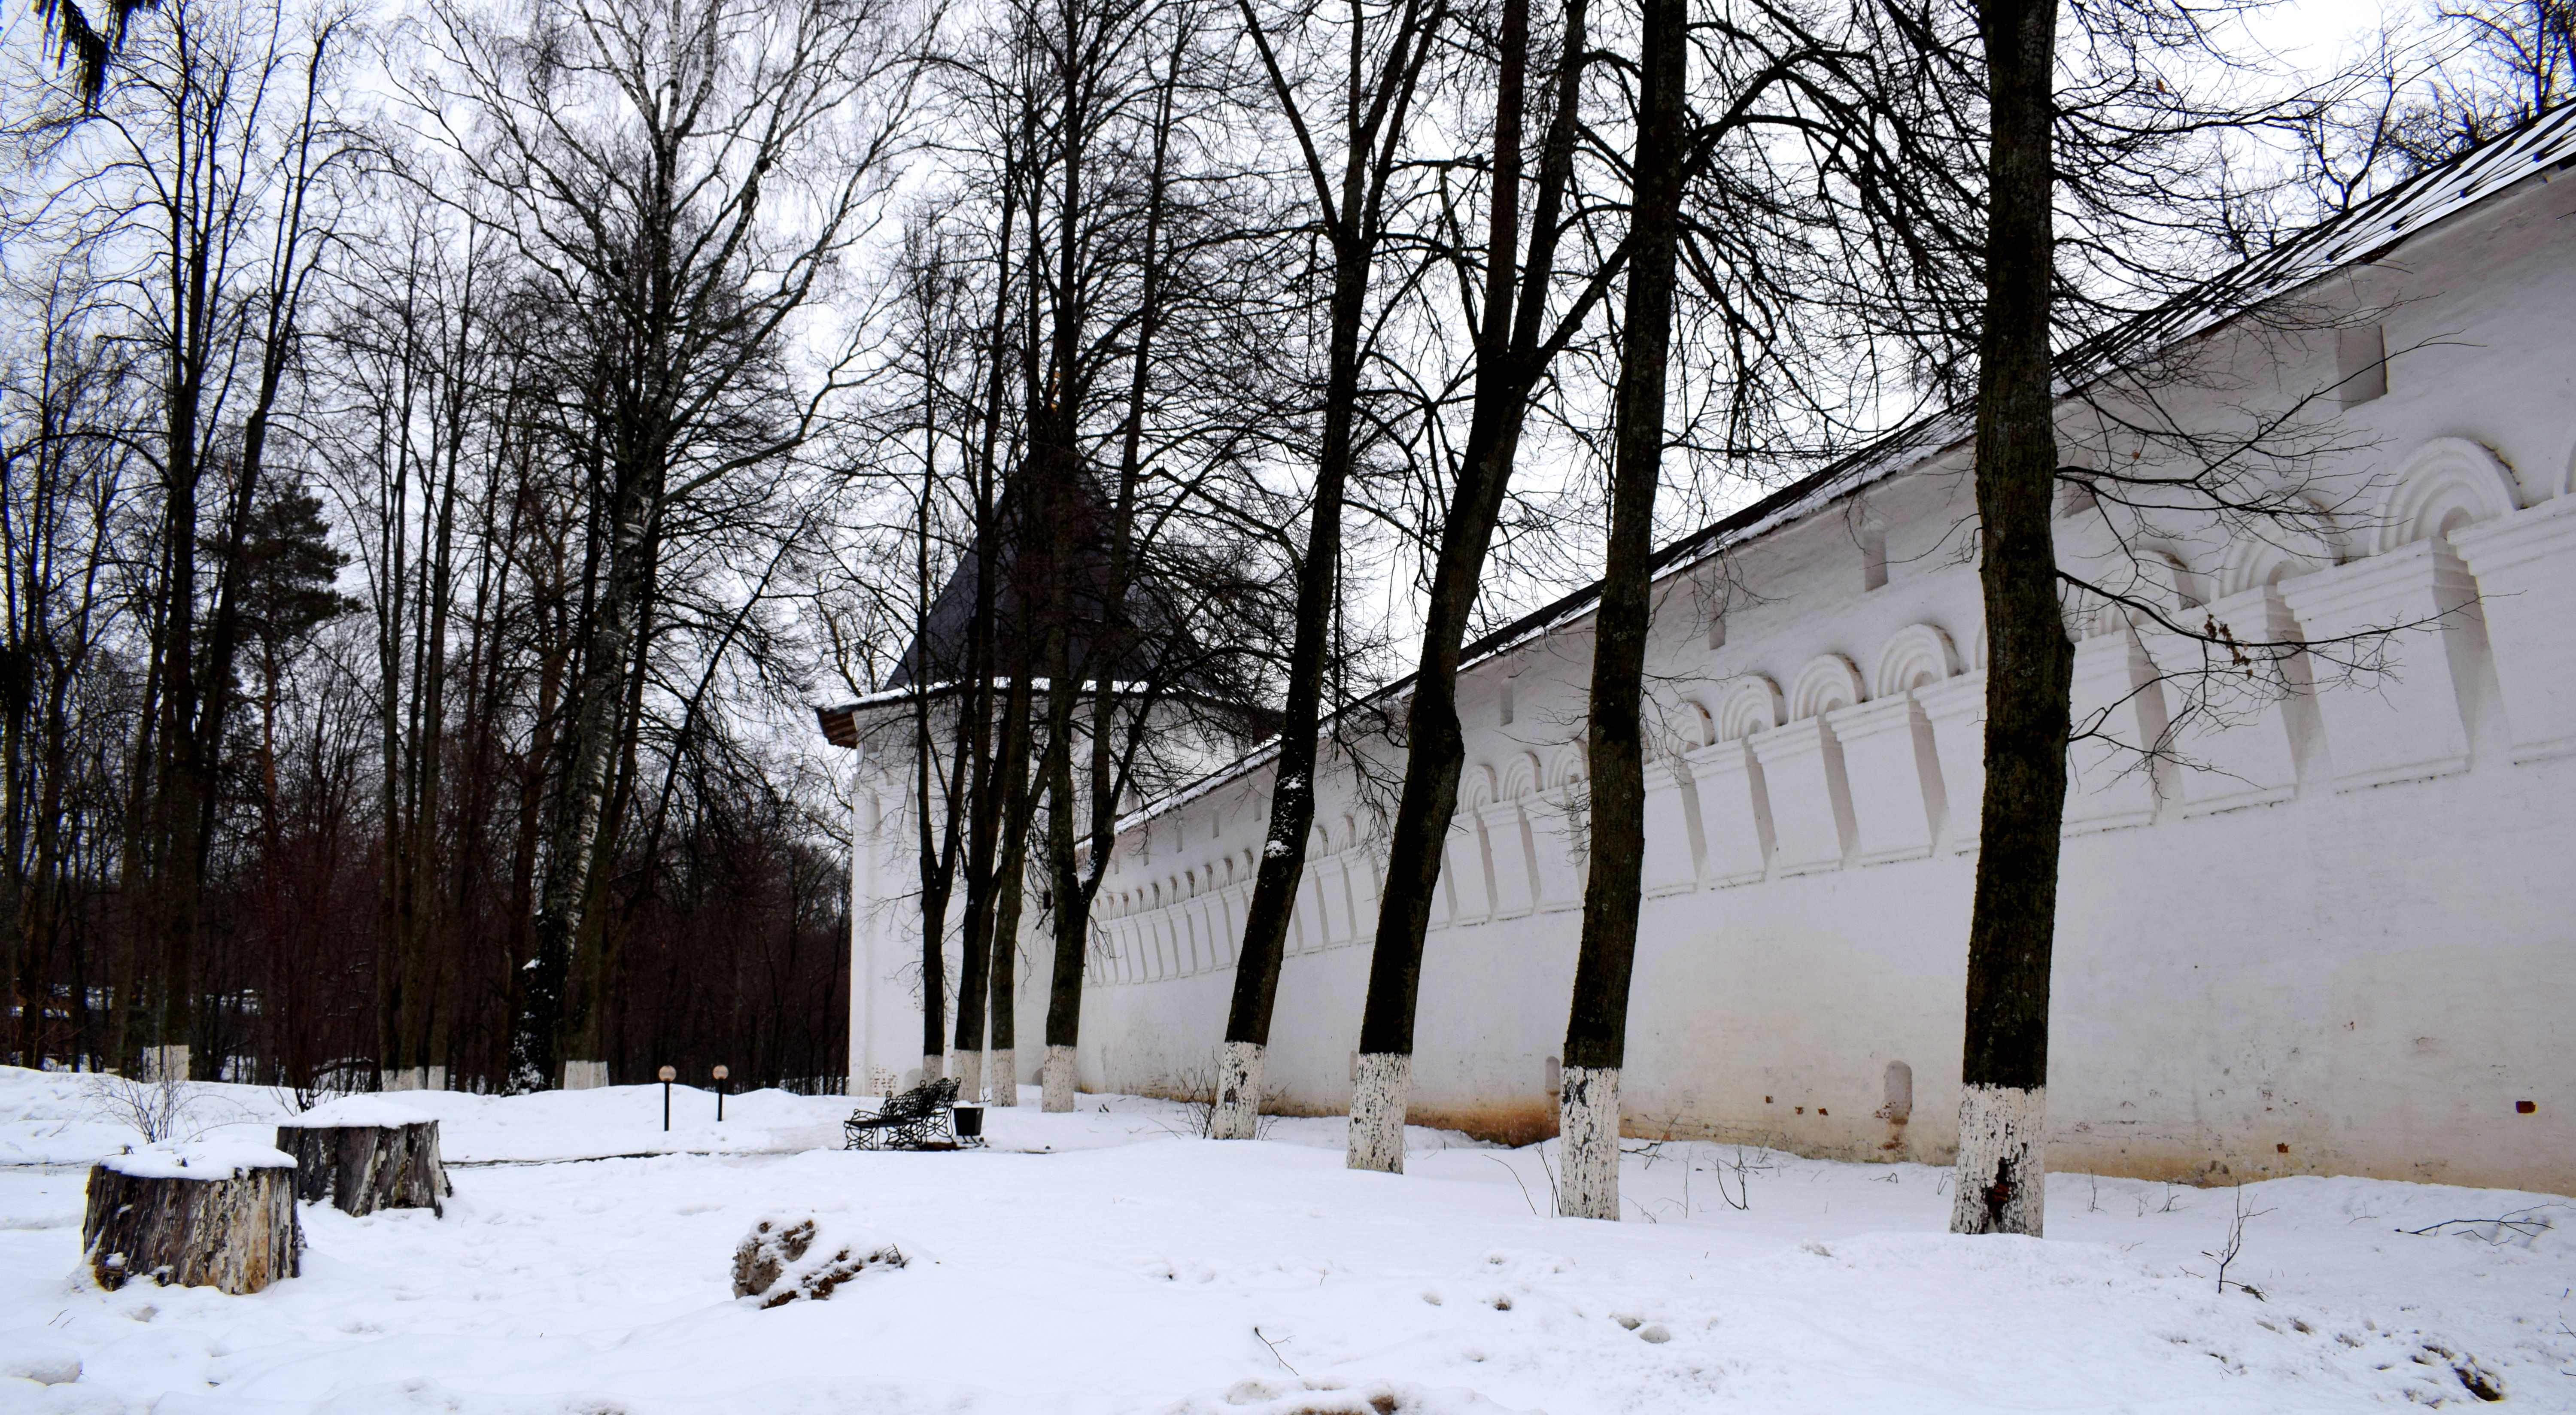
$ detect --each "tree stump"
[82,1144,301,1294]
[275,1116,450,1217]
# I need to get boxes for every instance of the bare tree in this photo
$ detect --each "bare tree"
[413,0,924,1089]
[9,0,371,1077]
[1201,0,1455,1142]
[0,279,137,1068]
[1554,0,1685,1221]
[1343,0,1637,1172]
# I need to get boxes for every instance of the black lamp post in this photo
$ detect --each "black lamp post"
[713,1064,730,1122]
[659,1065,676,1131]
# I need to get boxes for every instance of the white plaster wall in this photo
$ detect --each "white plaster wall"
[881,165,2576,1190]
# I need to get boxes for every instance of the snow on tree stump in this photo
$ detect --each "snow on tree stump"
[275,1099,451,1218]
[82,1142,301,1295]
[731,1215,906,1307]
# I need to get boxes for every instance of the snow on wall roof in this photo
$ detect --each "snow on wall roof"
[1110,108,2576,838]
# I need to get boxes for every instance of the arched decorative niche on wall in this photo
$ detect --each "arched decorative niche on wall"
[2062,581,2131,640]
[1498,751,1542,800]
[1459,762,1497,811]
[2376,437,2518,553]
[1787,654,1866,720]
[1714,676,1784,741]
[2139,547,2206,611]
[2215,505,2342,598]
[1871,625,1958,699]
[1546,744,1587,793]
[1671,698,1718,753]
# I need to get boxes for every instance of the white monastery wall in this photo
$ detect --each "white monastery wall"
[851,152,2576,1191]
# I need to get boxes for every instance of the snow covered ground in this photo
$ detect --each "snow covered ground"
[2,1065,2571,1413]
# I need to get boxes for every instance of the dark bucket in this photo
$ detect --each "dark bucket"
[953,1105,985,1139]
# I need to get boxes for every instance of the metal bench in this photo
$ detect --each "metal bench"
[843,1077,972,1151]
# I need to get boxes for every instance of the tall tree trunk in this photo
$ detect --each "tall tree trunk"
[954,670,1033,1103]
[908,373,967,1087]
[375,307,421,1086]
[512,459,657,1092]
[1212,0,1452,1143]
[1044,11,1188,1116]
[1556,0,1686,1221]
[985,797,1027,1105]
[1209,234,1365,1140]
[1952,0,2069,1239]
[1346,0,1596,1173]
[145,361,204,1081]
[984,680,1042,1105]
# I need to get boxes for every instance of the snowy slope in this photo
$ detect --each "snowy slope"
[1,1066,2569,1412]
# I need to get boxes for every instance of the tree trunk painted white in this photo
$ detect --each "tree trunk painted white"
[141,1045,189,1084]
[1041,1044,1077,1112]
[559,1060,608,1090]
[920,1052,944,1084]
[985,1046,1016,1106]
[1556,1065,1620,1220]
[1345,1052,1410,1173]
[1210,1040,1263,1140]
[953,1049,983,1110]
[1950,1083,2046,1236]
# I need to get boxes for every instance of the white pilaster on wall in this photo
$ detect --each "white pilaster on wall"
[2279,540,2483,791]
[2141,584,2310,817]
[1638,761,1704,896]
[1914,671,1985,854]
[1312,856,1354,944]
[1683,737,1773,885]
[1525,789,1586,912]
[2451,495,2576,764]
[1349,850,1384,943]
[2062,626,2168,835]
[1442,815,1492,926]
[1747,717,1855,876]
[1831,694,1946,865]
[1479,799,1538,918]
